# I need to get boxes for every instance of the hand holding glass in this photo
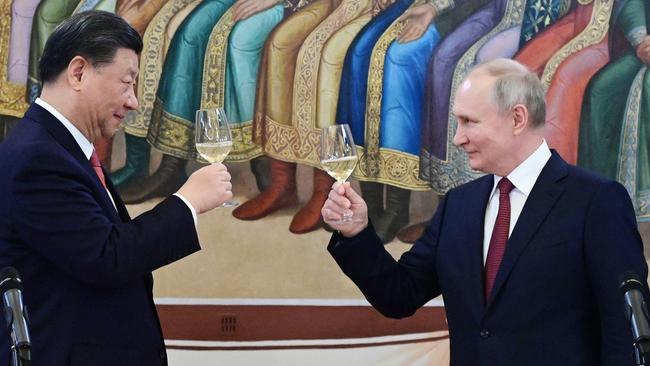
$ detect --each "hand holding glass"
[195,108,238,207]
[320,124,360,223]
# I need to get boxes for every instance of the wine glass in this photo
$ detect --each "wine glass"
[320,124,361,223]
[195,108,238,207]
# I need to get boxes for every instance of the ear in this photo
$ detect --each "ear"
[66,56,89,91]
[511,104,529,135]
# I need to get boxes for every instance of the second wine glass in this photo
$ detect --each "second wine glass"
[195,108,238,207]
[320,124,361,223]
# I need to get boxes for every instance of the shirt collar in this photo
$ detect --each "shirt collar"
[35,97,94,160]
[491,139,552,196]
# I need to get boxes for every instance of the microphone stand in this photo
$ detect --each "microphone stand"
[10,344,30,366]
[634,339,650,366]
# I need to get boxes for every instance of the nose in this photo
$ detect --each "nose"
[125,91,139,110]
[452,124,467,147]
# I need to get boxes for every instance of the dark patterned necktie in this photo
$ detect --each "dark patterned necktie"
[484,178,515,301]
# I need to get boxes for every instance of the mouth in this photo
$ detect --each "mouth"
[114,113,125,121]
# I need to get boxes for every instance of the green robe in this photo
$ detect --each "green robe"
[578,0,649,221]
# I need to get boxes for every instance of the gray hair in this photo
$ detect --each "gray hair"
[471,58,546,128]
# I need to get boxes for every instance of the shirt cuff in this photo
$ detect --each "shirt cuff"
[173,193,198,226]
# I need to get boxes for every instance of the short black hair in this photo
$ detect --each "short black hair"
[39,10,143,83]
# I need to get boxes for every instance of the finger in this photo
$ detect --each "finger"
[321,207,343,223]
[333,181,346,195]
[342,183,364,205]
[235,3,258,20]
[397,24,413,42]
[328,189,352,209]
[232,0,253,20]
[401,27,421,43]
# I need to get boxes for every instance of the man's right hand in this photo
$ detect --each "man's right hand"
[176,163,233,214]
[321,182,369,237]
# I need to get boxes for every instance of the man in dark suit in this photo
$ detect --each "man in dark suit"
[0,11,233,366]
[322,58,649,365]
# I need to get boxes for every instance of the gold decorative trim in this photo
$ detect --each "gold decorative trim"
[201,8,234,111]
[124,0,197,137]
[354,147,431,190]
[421,0,525,194]
[577,0,593,5]
[541,0,613,89]
[363,1,412,176]
[289,0,370,165]
[147,97,195,159]
[256,112,322,167]
[0,0,29,118]
[199,8,264,162]
[617,66,648,219]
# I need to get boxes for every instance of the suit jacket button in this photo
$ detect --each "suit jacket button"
[480,329,490,339]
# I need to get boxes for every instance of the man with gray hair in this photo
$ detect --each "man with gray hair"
[322,58,649,365]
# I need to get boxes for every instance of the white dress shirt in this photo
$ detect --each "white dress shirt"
[34,98,197,224]
[482,140,552,264]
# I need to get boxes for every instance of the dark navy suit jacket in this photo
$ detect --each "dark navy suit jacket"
[0,104,200,366]
[329,152,648,365]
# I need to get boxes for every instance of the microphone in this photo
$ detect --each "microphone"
[620,272,650,358]
[0,267,31,365]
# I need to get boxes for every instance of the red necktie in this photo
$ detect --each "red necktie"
[484,177,515,301]
[90,149,107,189]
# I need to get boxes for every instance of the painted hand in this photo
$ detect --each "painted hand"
[636,36,650,65]
[232,0,281,22]
[397,4,437,44]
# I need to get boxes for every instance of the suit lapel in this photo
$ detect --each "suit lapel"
[464,176,494,308]
[486,152,568,309]
[25,104,123,222]
[105,172,131,222]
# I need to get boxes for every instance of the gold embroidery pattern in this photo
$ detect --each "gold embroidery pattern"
[124,0,195,137]
[289,0,367,164]
[201,8,264,161]
[147,97,196,159]
[618,67,648,219]
[363,2,412,177]
[577,0,593,5]
[258,113,322,167]
[421,0,525,194]
[541,0,612,89]
[0,1,29,118]
[354,147,430,190]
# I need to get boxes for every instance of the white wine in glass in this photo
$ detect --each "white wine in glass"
[195,108,238,207]
[320,124,360,223]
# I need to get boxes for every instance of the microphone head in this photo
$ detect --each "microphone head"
[0,267,23,293]
[620,271,645,295]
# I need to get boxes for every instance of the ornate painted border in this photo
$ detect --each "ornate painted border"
[421,0,525,194]
[0,0,29,118]
[617,66,648,220]
[541,0,613,89]
[124,0,198,137]
[355,0,429,190]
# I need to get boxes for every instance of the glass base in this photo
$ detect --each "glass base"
[220,200,239,208]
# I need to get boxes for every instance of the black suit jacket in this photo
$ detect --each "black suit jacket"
[329,152,648,365]
[0,104,201,366]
